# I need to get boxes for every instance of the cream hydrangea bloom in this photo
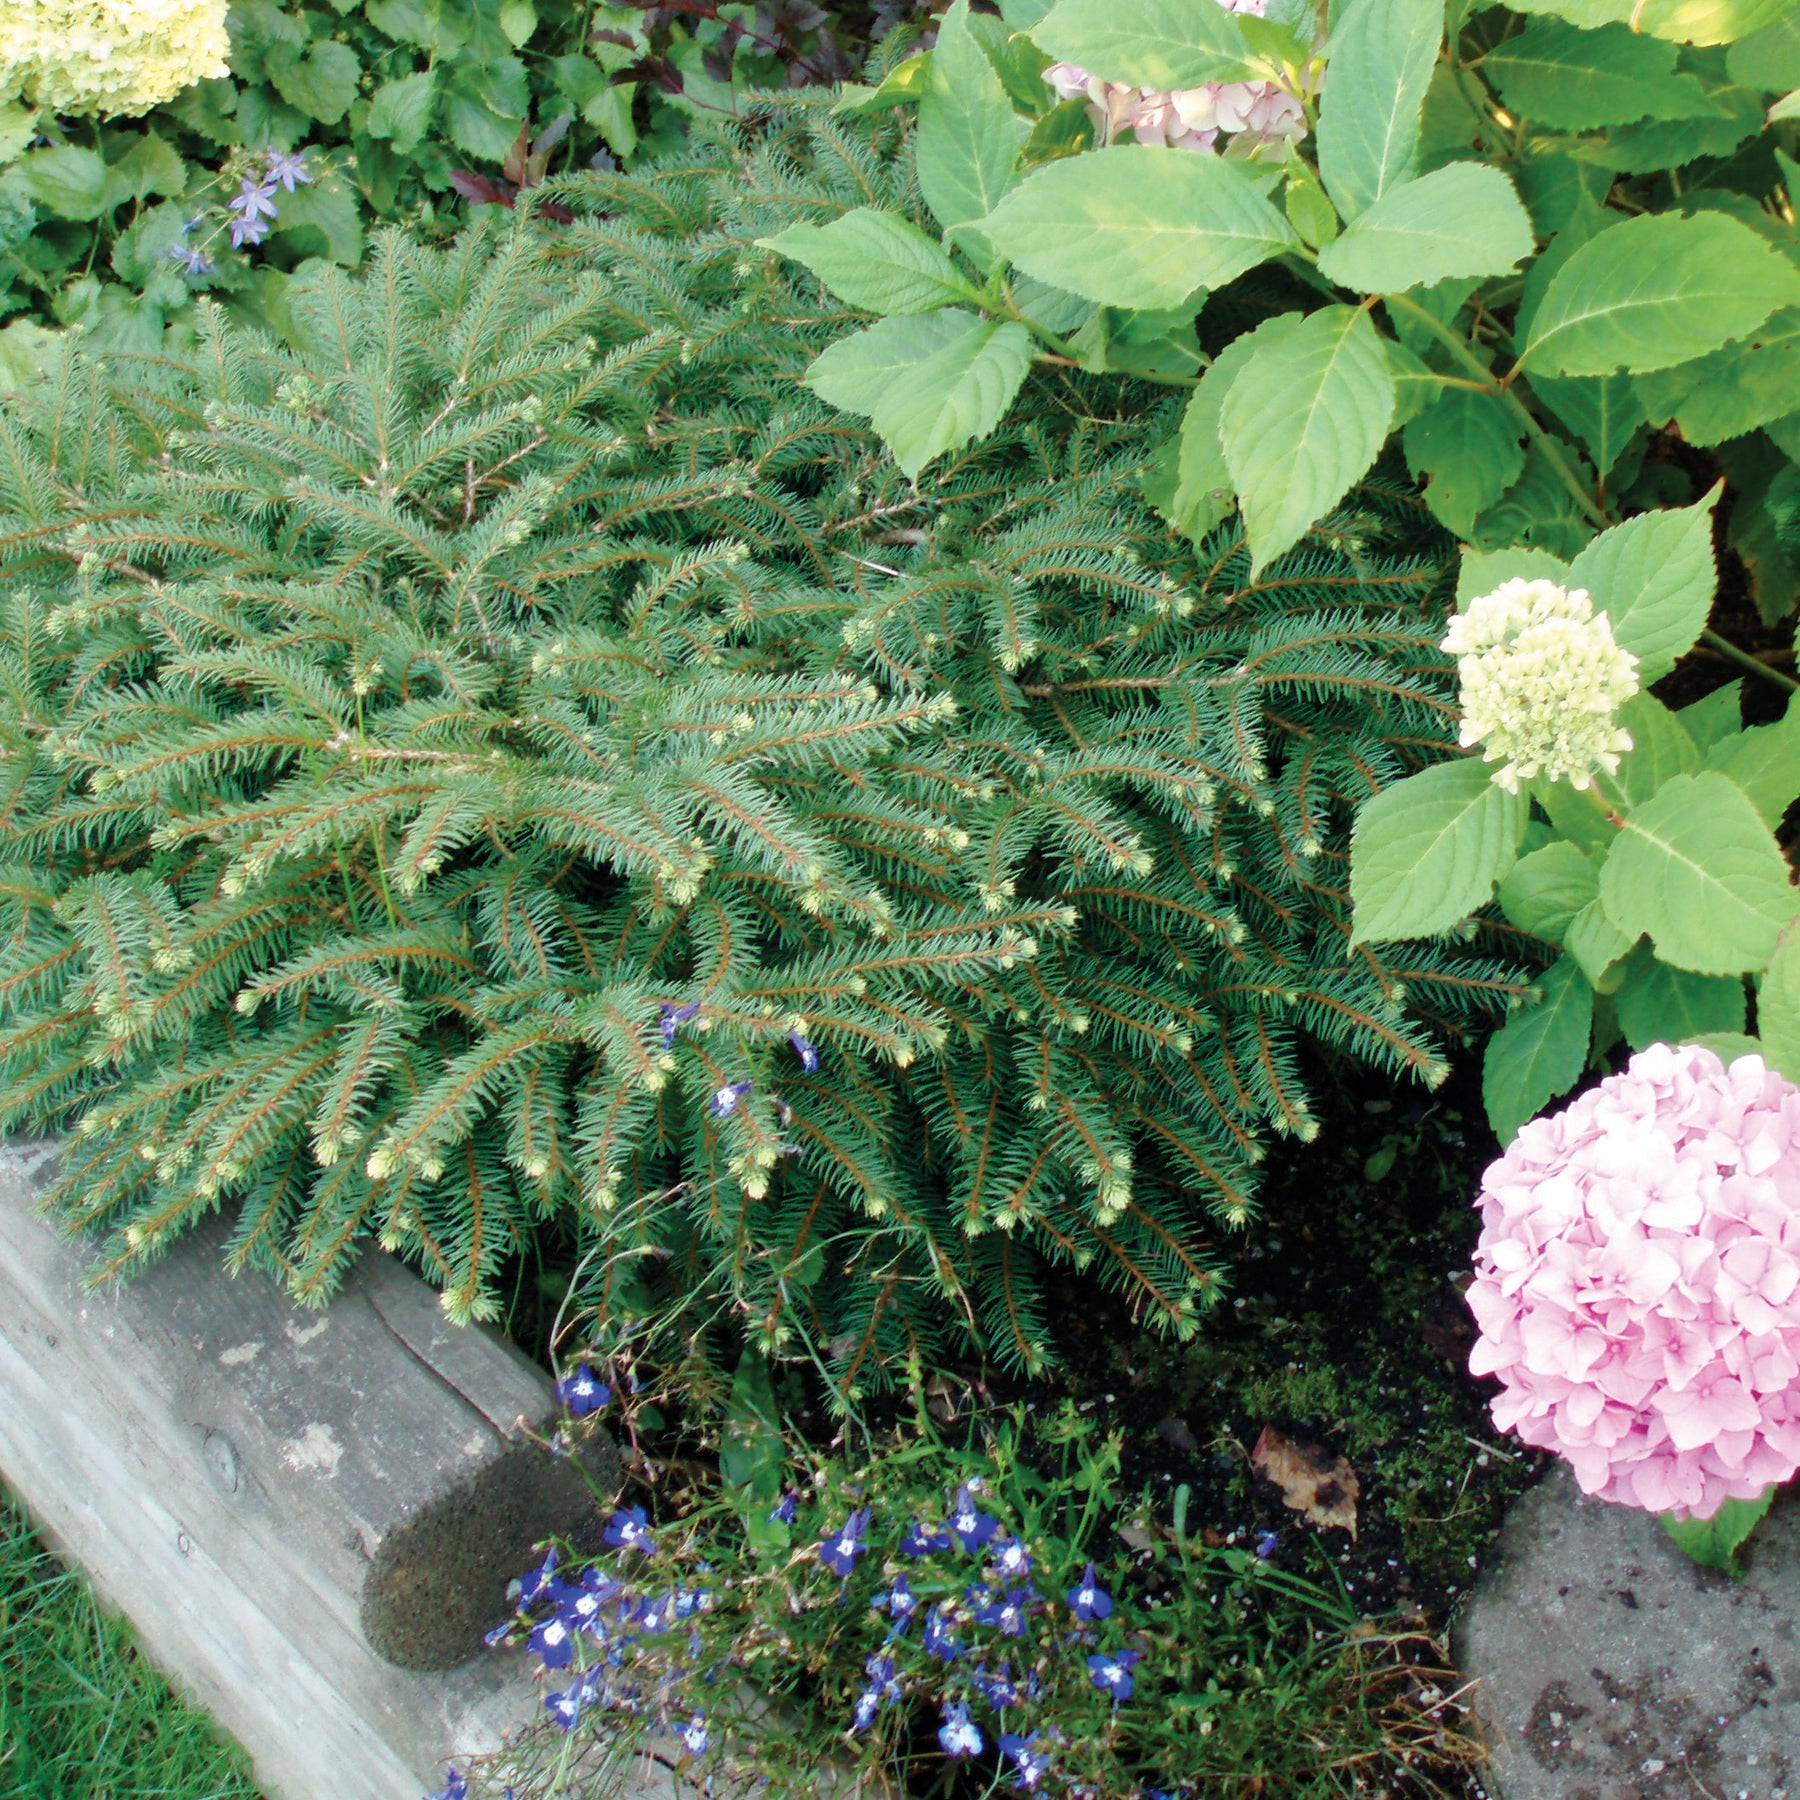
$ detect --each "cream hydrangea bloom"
[1,0,230,120]
[1441,577,1639,793]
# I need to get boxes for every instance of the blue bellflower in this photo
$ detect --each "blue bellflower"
[817,1508,870,1577]
[938,1700,984,1759]
[787,1027,820,1071]
[1066,1562,1112,1622]
[263,148,311,191]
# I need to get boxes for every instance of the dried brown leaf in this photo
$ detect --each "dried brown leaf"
[1250,1425,1359,1539]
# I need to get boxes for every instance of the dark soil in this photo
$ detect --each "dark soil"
[1030,1051,1547,1632]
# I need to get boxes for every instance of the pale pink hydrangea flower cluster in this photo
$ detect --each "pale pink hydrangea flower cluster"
[1043,0,1309,158]
[1467,1043,1800,1520]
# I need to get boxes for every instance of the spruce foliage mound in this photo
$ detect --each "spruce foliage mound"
[0,101,1516,1372]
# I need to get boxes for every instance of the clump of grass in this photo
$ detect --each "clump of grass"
[0,1492,258,1800]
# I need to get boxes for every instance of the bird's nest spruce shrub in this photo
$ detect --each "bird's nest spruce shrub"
[0,98,1519,1380]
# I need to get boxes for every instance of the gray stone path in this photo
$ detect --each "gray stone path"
[1458,1467,1799,1800]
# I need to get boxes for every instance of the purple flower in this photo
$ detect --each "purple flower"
[948,1485,998,1552]
[817,1508,870,1578]
[544,1674,593,1731]
[264,148,311,192]
[923,1604,961,1663]
[550,1570,617,1633]
[604,1507,652,1552]
[482,1617,518,1649]
[1254,1530,1279,1560]
[555,1362,611,1417]
[938,1699,984,1759]
[659,1000,700,1047]
[529,1611,576,1669]
[1066,1561,1112,1622]
[518,1545,560,1603]
[851,1687,880,1732]
[900,1517,952,1557]
[971,1660,1024,1710]
[425,1772,468,1800]
[709,1080,752,1117]
[991,1535,1033,1580]
[875,1573,918,1624]
[228,215,270,249]
[678,1714,708,1757]
[788,1027,819,1072]
[229,175,280,223]
[167,243,214,277]
[769,1491,798,1525]
[976,1584,1037,1638]
[1086,1648,1140,1701]
[630,1589,678,1632]
[1000,1731,1054,1790]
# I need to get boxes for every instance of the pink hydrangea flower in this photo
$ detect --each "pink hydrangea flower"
[1466,1042,1800,1520]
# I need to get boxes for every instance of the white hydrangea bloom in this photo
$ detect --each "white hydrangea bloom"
[1441,578,1639,793]
[1,0,230,120]
[1043,0,1311,160]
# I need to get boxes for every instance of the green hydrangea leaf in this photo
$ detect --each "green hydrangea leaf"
[15,146,108,222]
[1497,840,1599,943]
[1483,955,1595,1142]
[1757,924,1800,1083]
[1566,487,1718,683]
[1484,19,1723,128]
[1315,0,1442,222]
[1522,212,1800,377]
[1349,757,1529,945]
[1594,694,1700,810]
[1613,950,1748,1049]
[1676,681,1744,751]
[1662,1488,1776,1578]
[1317,162,1533,295]
[804,311,1032,478]
[917,0,1024,256]
[1598,770,1795,974]
[1220,303,1395,572]
[1530,372,1646,479]
[1704,699,1800,827]
[1031,0,1257,86]
[1565,895,1636,987]
[759,210,976,316]
[1508,0,1792,43]
[1402,387,1526,537]
[982,145,1297,310]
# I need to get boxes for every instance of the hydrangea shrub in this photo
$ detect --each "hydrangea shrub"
[1345,500,1800,1141]
[0,0,230,118]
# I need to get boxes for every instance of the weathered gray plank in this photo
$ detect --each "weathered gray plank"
[0,1137,699,1800]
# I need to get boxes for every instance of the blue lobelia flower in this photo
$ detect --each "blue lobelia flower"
[677,1714,709,1756]
[1066,1561,1112,1622]
[817,1508,870,1578]
[658,1000,700,1048]
[875,1572,919,1625]
[1086,1647,1140,1701]
[999,1731,1054,1790]
[483,1617,518,1649]
[425,1771,468,1800]
[787,1027,820,1072]
[604,1507,652,1552]
[1254,1529,1279,1559]
[555,1362,611,1417]
[864,1651,905,1706]
[977,1584,1037,1638]
[769,1491,798,1525]
[518,1545,560,1603]
[970,1660,1024,1710]
[529,1612,576,1670]
[991,1535,1033,1580]
[900,1516,953,1557]
[947,1485,998,1553]
[922,1604,961,1663]
[851,1687,880,1732]
[549,1572,614,1634]
[938,1699,984,1760]
[708,1079,753,1117]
